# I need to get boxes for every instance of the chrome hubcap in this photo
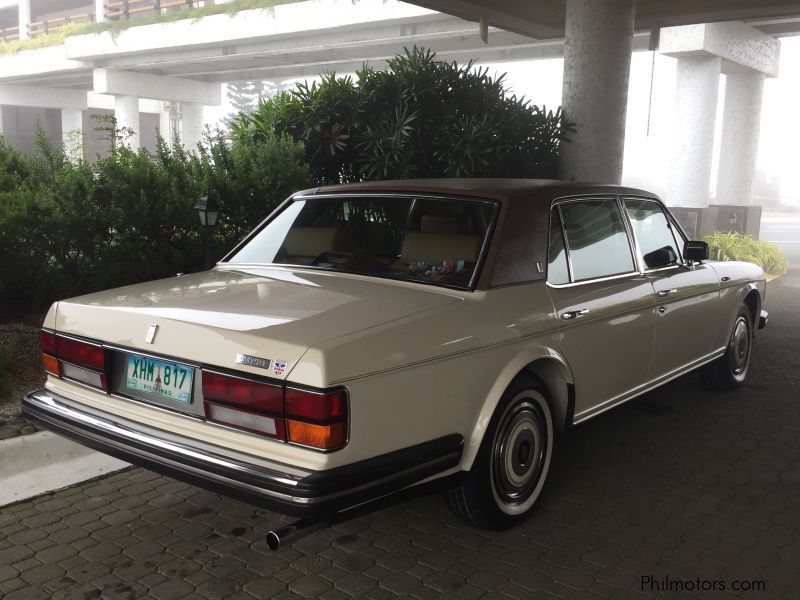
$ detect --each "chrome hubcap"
[492,401,545,504]
[730,317,751,375]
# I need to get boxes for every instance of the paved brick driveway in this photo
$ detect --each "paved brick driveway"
[2,271,798,600]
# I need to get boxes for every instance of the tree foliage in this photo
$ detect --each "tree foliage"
[0,121,311,318]
[231,47,573,183]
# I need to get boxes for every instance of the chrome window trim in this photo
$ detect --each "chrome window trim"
[546,270,643,289]
[621,195,686,271]
[219,191,500,292]
[549,195,641,287]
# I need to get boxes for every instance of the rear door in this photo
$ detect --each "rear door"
[546,197,656,422]
[622,197,721,379]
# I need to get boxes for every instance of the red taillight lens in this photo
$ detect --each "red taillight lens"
[56,335,105,371]
[285,388,347,422]
[202,371,283,414]
[200,369,348,450]
[41,330,56,355]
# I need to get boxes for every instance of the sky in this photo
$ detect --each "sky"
[213,36,800,205]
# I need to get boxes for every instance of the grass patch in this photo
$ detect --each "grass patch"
[704,231,789,276]
[0,0,305,55]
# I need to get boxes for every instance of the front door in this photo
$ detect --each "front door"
[622,197,721,379]
[546,197,656,422]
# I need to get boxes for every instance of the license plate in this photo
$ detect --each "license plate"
[126,354,193,403]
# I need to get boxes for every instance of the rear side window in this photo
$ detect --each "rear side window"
[624,198,682,269]
[547,207,570,285]
[558,199,635,282]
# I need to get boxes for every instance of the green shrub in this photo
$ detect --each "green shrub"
[704,231,789,275]
[232,47,572,183]
[0,121,311,318]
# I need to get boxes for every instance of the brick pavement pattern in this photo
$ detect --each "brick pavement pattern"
[1,271,799,599]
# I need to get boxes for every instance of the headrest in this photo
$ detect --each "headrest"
[421,215,461,234]
[401,231,480,264]
[283,227,352,257]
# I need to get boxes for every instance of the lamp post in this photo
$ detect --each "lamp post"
[194,194,219,270]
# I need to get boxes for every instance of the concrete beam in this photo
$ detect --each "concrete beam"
[0,85,87,110]
[660,22,781,77]
[86,92,166,114]
[93,69,221,106]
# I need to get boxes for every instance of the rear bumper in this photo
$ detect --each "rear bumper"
[22,389,463,517]
[759,309,768,330]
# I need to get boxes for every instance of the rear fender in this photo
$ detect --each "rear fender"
[462,346,573,470]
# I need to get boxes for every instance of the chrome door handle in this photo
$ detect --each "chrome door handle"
[561,309,590,320]
[656,288,678,298]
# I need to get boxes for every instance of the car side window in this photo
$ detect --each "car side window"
[624,199,682,269]
[547,207,570,285]
[558,199,635,282]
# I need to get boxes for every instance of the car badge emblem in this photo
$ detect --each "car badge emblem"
[235,354,272,370]
[273,359,288,376]
[145,324,158,344]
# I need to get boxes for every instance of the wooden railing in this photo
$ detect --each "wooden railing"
[0,0,199,44]
[28,12,94,38]
[0,25,20,42]
[106,0,197,21]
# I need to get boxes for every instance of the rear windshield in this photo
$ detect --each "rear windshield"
[226,195,497,289]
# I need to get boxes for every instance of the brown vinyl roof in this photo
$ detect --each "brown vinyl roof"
[300,178,657,203]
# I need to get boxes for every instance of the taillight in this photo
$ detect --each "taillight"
[202,371,283,414]
[56,335,105,371]
[200,371,348,451]
[202,371,286,440]
[40,329,107,391]
[285,387,348,450]
[40,330,59,376]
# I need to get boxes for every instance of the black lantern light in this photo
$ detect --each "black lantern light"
[195,194,219,269]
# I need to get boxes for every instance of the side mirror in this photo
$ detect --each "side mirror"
[643,246,678,269]
[684,240,709,263]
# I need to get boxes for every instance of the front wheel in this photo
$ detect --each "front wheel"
[446,376,554,530]
[700,304,754,390]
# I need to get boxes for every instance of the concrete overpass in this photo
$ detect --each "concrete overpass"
[1,0,800,236]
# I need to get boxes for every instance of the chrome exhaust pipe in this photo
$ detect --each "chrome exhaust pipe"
[266,519,326,551]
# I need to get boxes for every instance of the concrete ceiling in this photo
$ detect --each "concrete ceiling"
[405,0,800,37]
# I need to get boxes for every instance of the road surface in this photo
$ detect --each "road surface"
[761,216,800,264]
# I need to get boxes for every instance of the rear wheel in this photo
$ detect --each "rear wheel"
[700,304,753,390]
[447,376,553,530]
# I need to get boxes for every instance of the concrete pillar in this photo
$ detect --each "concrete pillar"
[95,0,106,23]
[158,104,172,147]
[61,108,83,161]
[560,0,635,183]
[18,0,31,40]
[114,94,140,149]
[667,56,721,208]
[715,69,766,206]
[180,102,204,151]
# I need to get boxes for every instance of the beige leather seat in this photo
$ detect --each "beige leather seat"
[282,227,353,258]
[400,215,480,265]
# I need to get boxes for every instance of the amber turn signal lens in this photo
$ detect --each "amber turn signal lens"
[286,419,347,450]
[41,353,60,377]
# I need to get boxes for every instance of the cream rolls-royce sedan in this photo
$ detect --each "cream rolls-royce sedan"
[24,180,768,530]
